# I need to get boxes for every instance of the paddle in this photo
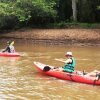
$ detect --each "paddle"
[54,58,66,63]
[42,58,66,72]
[10,41,14,46]
[1,41,15,53]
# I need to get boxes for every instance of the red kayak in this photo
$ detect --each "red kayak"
[0,52,20,57]
[33,62,100,85]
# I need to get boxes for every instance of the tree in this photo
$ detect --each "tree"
[0,0,57,30]
[57,0,72,21]
[72,0,77,21]
[77,0,100,22]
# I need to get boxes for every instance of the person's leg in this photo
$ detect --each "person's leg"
[85,70,100,77]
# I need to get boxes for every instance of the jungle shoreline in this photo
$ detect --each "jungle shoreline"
[0,28,100,46]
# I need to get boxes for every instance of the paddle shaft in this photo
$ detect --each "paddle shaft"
[55,58,66,63]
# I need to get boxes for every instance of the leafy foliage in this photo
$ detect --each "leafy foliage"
[0,0,100,30]
[0,0,57,30]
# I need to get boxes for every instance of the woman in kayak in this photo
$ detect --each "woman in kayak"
[2,41,15,53]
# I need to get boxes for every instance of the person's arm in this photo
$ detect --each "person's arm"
[2,46,10,52]
[55,58,72,63]
[65,58,72,63]
[55,58,66,63]
[85,70,100,76]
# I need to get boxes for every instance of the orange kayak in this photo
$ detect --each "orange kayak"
[33,62,100,85]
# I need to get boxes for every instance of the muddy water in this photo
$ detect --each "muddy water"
[0,43,100,100]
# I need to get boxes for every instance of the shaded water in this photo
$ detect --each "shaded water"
[0,43,100,100]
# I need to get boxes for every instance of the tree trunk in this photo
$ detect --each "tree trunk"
[72,0,77,21]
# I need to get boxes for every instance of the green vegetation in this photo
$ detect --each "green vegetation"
[0,0,57,30]
[44,22,100,29]
[0,0,100,31]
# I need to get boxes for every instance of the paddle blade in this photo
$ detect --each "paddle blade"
[10,41,14,45]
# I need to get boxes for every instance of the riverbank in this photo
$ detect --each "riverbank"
[0,28,100,46]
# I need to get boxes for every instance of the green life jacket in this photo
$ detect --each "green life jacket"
[63,57,76,72]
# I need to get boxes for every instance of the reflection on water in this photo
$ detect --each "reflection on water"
[0,44,100,100]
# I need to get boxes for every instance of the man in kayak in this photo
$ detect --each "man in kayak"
[54,51,76,73]
[2,41,15,53]
[62,51,76,73]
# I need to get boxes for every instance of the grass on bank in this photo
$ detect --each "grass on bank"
[46,22,100,29]
[0,22,100,33]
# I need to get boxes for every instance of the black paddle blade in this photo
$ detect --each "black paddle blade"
[43,66,51,72]
[96,73,100,80]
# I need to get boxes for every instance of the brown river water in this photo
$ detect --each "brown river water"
[0,43,100,100]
